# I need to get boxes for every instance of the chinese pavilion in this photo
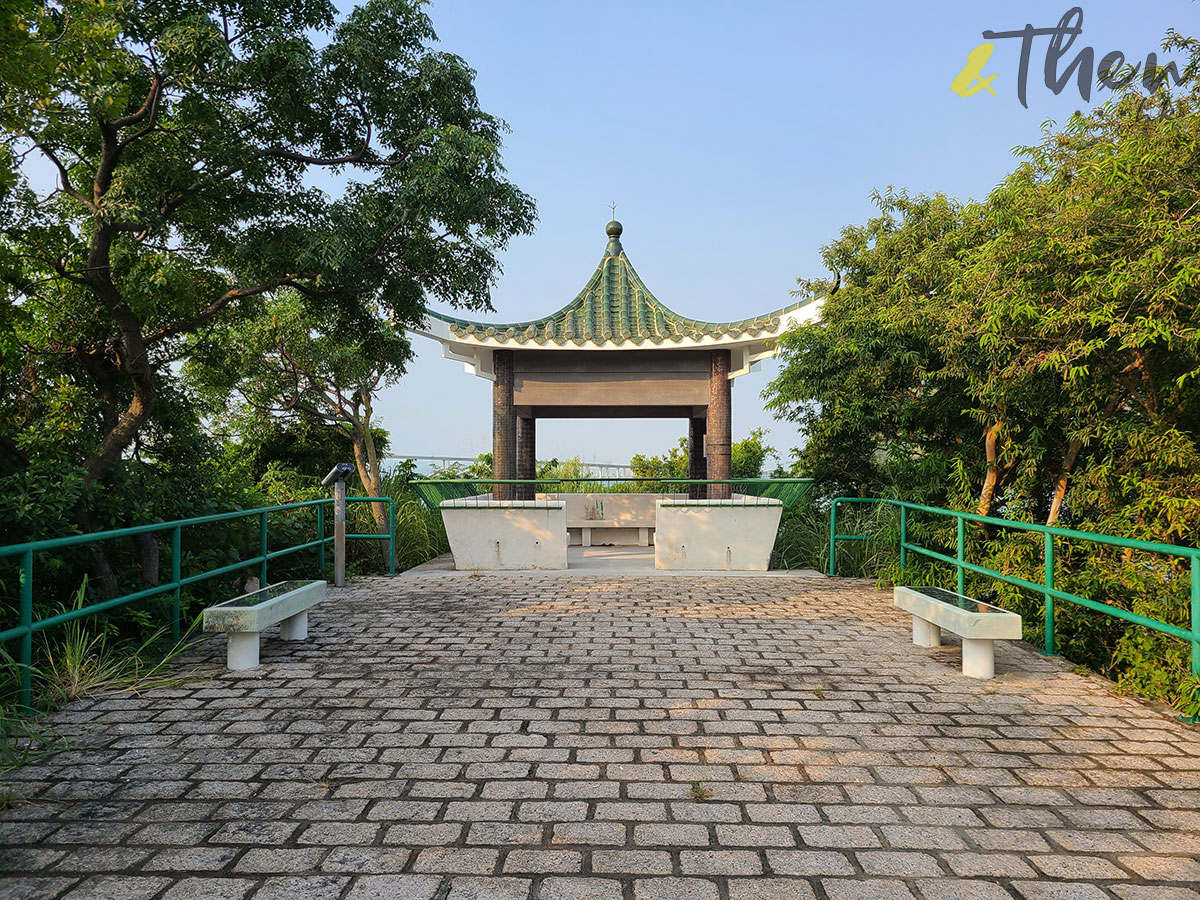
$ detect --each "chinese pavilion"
[415,221,822,498]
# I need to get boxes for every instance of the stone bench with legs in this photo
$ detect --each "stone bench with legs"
[568,520,654,547]
[893,585,1022,679]
[203,579,326,670]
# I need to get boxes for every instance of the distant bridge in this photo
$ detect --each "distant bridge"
[386,454,634,478]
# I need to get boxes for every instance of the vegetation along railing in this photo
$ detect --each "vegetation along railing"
[829,498,1200,677]
[0,497,396,710]
[410,478,815,508]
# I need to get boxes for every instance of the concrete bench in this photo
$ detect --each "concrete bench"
[893,585,1022,679]
[568,520,654,547]
[203,579,326,670]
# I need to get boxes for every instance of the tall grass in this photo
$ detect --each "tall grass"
[773,500,898,575]
[33,580,199,705]
[348,469,449,572]
[1,579,201,773]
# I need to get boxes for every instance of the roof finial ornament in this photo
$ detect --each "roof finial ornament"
[604,206,623,256]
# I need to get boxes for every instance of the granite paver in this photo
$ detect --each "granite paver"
[2,573,1199,899]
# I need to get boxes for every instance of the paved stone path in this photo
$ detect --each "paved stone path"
[3,574,1200,900]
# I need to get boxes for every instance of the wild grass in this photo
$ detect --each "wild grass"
[773,500,898,576]
[0,579,203,771]
[36,580,200,706]
[348,469,449,572]
[0,700,64,773]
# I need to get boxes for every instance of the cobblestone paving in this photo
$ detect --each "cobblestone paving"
[3,574,1200,900]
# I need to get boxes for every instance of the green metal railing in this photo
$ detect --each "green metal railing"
[1,496,395,710]
[410,478,815,508]
[828,497,1200,677]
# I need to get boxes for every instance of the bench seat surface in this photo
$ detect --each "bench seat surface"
[894,585,1021,640]
[203,579,326,634]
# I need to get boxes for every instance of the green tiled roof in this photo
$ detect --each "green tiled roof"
[427,221,814,347]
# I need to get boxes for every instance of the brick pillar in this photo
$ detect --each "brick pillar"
[492,350,516,500]
[688,416,707,499]
[707,349,732,500]
[517,416,536,500]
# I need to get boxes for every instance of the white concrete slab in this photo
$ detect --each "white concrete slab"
[654,500,783,571]
[440,501,568,570]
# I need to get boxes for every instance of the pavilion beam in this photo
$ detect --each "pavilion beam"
[517,416,536,499]
[493,349,517,500]
[707,349,732,499]
[688,416,707,500]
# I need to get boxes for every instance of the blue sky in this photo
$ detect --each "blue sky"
[370,0,1193,468]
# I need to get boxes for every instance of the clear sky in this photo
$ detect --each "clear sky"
[366,0,1193,468]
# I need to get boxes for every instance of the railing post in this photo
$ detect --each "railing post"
[955,515,965,595]
[899,505,908,569]
[388,500,396,576]
[259,512,268,588]
[317,504,325,578]
[171,525,182,644]
[19,549,33,711]
[1044,531,1056,656]
[334,480,347,587]
[828,501,838,577]
[1191,555,1199,677]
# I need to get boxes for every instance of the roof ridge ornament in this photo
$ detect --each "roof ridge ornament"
[604,218,623,257]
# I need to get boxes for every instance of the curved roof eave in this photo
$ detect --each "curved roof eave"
[415,221,825,350]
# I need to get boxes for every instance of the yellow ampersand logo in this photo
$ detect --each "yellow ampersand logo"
[951,42,998,96]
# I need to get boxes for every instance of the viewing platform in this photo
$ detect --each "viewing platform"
[3,571,1199,900]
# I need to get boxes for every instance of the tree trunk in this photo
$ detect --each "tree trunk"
[74,498,119,596]
[976,420,1003,517]
[350,420,391,569]
[132,532,160,586]
[1046,437,1083,527]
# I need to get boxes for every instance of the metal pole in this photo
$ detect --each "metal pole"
[828,501,837,577]
[19,550,32,712]
[899,505,908,569]
[1191,555,1199,677]
[317,504,325,578]
[956,515,966,595]
[387,501,396,576]
[171,526,182,643]
[334,480,346,587]
[1044,532,1056,656]
[259,512,268,588]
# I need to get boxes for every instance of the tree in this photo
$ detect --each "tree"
[187,292,403,536]
[0,0,535,544]
[630,439,688,480]
[731,427,776,479]
[765,191,994,508]
[224,418,391,486]
[630,430,777,481]
[962,40,1200,539]
[765,36,1200,708]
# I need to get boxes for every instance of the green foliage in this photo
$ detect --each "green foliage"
[0,0,533,580]
[630,429,776,480]
[732,428,777,480]
[631,439,688,480]
[35,579,199,707]
[347,466,447,572]
[773,499,897,575]
[226,420,389,484]
[767,34,1200,715]
[430,453,493,479]
[1178,676,1200,721]
[0,1,532,713]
